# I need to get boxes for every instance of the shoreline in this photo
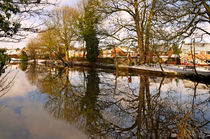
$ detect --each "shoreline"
[9,59,210,84]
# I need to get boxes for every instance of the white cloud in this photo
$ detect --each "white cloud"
[0,98,87,139]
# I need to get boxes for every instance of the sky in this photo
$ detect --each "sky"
[0,0,80,49]
[0,0,209,49]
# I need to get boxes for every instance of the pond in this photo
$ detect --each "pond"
[0,63,209,139]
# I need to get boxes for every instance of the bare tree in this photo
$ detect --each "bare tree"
[39,29,66,64]
[99,0,209,66]
[26,38,40,62]
[99,0,161,64]
[44,6,79,63]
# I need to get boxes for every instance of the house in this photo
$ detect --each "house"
[103,49,112,57]
[68,47,86,58]
[102,46,137,58]
[111,47,126,57]
[158,47,180,64]
[180,43,210,65]
[5,48,21,56]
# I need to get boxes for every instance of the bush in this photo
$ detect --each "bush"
[19,61,28,71]
[0,49,9,67]
[20,51,28,61]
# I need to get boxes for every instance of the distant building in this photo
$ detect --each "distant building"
[159,48,180,64]
[102,46,137,58]
[103,49,112,57]
[68,47,86,58]
[180,43,210,65]
[4,48,21,58]
[5,48,21,55]
[111,47,126,57]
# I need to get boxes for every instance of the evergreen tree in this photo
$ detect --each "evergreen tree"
[0,49,8,68]
[78,0,100,63]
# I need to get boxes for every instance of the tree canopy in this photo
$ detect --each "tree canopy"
[0,0,54,41]
[24,0,210,65]
[78,0,101,63]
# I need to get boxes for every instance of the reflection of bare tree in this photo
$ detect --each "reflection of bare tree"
[19,61,28,71]
[0,66,16,112]
[25,64,57,86]
[0,68,16,98]
[36,67,83,124]
[35,67,107,137]
[29,65,210,138]
[25,64,39,85]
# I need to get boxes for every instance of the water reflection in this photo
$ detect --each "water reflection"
[80,69,100,126]
[2,64,210,138]
[19,61,28,71]
[0,66,16,98]
[34,67,102,137]
[0,65,87,139]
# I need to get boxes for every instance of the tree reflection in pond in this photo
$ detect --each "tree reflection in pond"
[80,69,101,132]
[25,65,210,138]
[0,66,16,98]
[19,61,28,71]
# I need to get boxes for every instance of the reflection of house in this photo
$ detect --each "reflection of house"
[180,43,210,65]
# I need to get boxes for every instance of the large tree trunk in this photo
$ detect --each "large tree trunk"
[144,0,157,64]
[134,0,144,65]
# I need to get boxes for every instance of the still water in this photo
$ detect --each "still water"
[0,64,209,139]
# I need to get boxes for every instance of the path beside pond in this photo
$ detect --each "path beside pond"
[14,59,210,79]
[65,61,210,77]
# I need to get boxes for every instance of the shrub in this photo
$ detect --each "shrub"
[20,51,28,61]
[0,49,9,68]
